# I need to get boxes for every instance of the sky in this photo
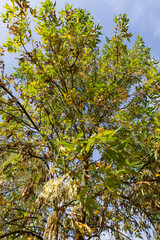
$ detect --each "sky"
[0,0,158,239]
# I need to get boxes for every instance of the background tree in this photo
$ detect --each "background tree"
[0,0,160,239]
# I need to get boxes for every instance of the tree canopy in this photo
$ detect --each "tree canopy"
[0,0,160,239]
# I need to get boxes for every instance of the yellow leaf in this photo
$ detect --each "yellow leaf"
[155,174,160,177]
[75,233,80,240]
[99,182,105,187]
[68,34,71,41]
[0,196,5,205]
[98,127,104,133]
[137,181,150,185]
[24,213,28,218]
[106,185,113,192]
[97,161,105,167]
[79,223,92,236]
[105,163,112,170]
[95,210,99,215]
[77,223,84,238]
[77,155,84,160]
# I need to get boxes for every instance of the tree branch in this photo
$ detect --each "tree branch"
[0,83,40,133]
[0,230,43,240]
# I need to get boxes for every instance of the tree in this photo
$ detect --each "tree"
[0,0,160,239]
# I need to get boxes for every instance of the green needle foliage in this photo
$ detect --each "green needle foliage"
[0,0,160,239]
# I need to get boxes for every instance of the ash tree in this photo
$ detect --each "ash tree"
[0,0,160,239]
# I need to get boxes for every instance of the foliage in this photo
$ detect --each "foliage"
[0,0,160,239]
